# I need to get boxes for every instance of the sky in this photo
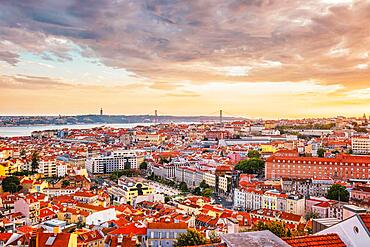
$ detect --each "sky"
[0,0,369,119]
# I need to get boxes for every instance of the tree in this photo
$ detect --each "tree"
[31,151,39,173]
[305,211,319,221]
[159,157,170,164]
[202,188,213,197]
[2,176,21,193]
[179,182,188,192]
[165,196,171,203]
[208,231,221,243]
[248,150,261,159]
[124,161,131,170]
[253,221,291,238]
[192,187,202,196]
[139,161,148,170]
[200,180,209,189]
[62,180,70,187]
[317,148,325,157]
[174,229,207,247]
[235,158,265,177]
[354,127,368,133]
[327,184,349,202]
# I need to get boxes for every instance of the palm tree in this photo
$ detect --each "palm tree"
[31,151,39,173]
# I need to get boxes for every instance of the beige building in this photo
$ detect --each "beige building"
[286,195,305,216]
[352,137,370,154]
[135,132,164,144]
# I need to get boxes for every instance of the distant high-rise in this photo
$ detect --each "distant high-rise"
[100,108,103,116]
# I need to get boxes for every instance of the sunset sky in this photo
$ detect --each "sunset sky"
[0,0,369,118]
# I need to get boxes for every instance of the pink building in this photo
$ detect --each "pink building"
[14,195,40,225]
[227,153,242,164]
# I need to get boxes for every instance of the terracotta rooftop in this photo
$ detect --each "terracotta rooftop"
[359,214,370,232]
[284,233,346,247]
[147,222,188,230]
[37,232,72,246]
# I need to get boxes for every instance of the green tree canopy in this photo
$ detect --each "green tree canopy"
[174,229,207,247]
[253,221,291,237]
[327,184,349,202]
[31,151,39,172]
[124,161,131,170]
[200,180,209,189]
[202,188,213,197]
[139,161,148,170]
[192,186,202,196]
[317,148,325,157]
[247,150,261,159]
[2,176,21,193]
[235,158,265,177]
[179,182,189,192]
[62,180,70,187]
[305,211,319,221]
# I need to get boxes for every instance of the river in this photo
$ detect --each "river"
[0,123,155,137]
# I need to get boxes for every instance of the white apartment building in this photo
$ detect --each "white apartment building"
[174,166,203,188]
[56,163,67,177]
[219,175,230,194]
[203,172,216,188]
[234,188,263,210]
[151,159,190,180]
[86,149,144,174]
[234,188,305,216]
[352,137,370,154]
[38,159,57,177]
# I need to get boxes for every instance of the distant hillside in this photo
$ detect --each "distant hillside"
[0,115,245,126]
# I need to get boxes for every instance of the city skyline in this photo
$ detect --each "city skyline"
[1,0,370,118]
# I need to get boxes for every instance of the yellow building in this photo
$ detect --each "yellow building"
[30,180,49,193]
[135,132,164,144]
[57,207,89,225]
[260,145,277,154]
[264,121,277,129]
[0,161,17,176]
[286,196,305,216]
[117,177,154,205]
[0,148,13,160]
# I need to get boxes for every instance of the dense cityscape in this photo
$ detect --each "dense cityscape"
[0,115,368,246]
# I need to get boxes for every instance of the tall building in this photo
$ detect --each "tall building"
[265,154,370,180]
[100,107,103,116]
[352,137,370,154]
[85,150,144,174]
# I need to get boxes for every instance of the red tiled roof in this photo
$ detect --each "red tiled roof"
[37,232,71,246]
[40,208,56,218]
[108,225,147,235]
[16,225,35,235]
[359,214,370,231]
[76,202,106,211]
[77,230,104,243]
[73,191,97,198]
[0,233,12,242]
[147,222,188,230]
[284,233,346,247]
[314,202,330,208]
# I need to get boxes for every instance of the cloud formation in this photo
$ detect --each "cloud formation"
[0,0,369,117]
